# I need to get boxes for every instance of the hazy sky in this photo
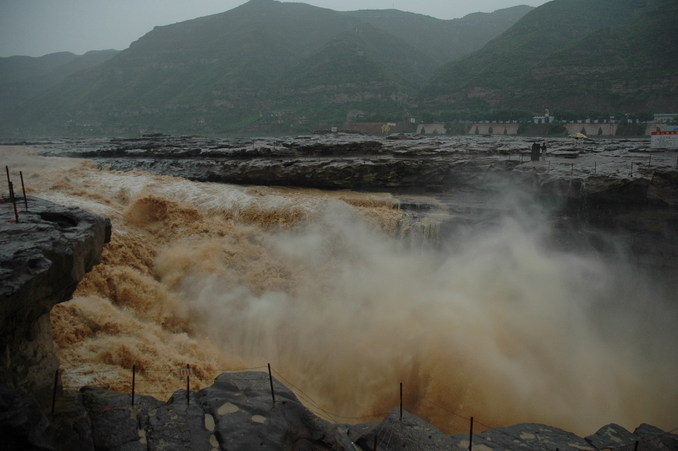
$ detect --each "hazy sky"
[0,0,550,57]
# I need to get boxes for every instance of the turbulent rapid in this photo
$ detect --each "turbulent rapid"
[4,145,677,436]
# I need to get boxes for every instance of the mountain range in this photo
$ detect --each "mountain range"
[0,0,676,137]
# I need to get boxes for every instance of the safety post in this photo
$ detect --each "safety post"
[9,181,19,222]
[468,416,474,451]
[4,165,10,194]
[131,365,136,407]
[51,369,59,415]
[186,364,190,405]
[399,382,403,421]
[20,171,28,210]
[594,160,597,174]
[648,154,652,167]
[570,163,574,178]
[267,363,275,404]
[630,162,634,177]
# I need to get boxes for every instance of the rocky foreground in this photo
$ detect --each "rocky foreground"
[4,370,678,450]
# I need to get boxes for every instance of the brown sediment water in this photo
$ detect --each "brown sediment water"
[2,146,676,435]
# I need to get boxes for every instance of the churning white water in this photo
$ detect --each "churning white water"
[3,146,676,435]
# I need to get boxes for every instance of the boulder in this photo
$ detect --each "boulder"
[586,423,637,450]
[352,408,454,450]
[465,423,596,450]
[633,423,678,451]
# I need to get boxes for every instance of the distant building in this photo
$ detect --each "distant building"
[653,113,678,123]
[644,122,669,135]
[468,123,519,135]
[416,123,447,135]
[564,123,617,136]
[533,108,555,124]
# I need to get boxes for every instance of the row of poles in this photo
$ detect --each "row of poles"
[50,365,647,451]
[514,150,678,169]
[52,364,273,412]
[524,155,674,179]
[50,365,484,451]
[4,165,28,222]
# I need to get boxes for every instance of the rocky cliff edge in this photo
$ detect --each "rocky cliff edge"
[0,194,111,403]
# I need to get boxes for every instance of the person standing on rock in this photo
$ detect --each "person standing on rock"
[541,141,548,159]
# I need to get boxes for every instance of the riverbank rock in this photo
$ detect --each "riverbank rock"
[0,195,111,404]
[0,383,55,450]
[45,371,677,450]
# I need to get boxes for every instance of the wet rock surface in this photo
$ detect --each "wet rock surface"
[36,371,678,450]
[0,195,111,402]
[38,134,677,193]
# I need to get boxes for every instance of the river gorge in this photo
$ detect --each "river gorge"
[1,134,677,449]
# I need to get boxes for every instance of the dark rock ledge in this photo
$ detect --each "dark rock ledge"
[0,195,110,410]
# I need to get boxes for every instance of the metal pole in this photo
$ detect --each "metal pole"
[469,416,474,451]
[19,171,28,210]
[131,365,136,407]
[9,181,19,222]
[267,363,276,404]
[399,382,403,421]
[51,369,59,415]
[5,165,10,196]
[186,364,190,405]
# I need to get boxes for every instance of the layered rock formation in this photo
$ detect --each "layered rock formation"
[0,195,111,403]
[56,134,678,273]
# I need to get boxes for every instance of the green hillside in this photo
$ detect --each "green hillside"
[0,50,117,116]
[345,6,533,65]
[4,0,674,137]
[422,0,678,115]
[1,0,532,136]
